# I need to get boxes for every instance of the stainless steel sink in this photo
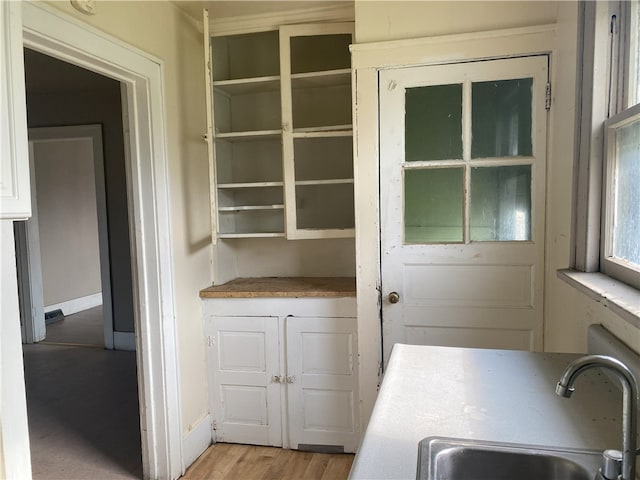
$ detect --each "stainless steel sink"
[417,437,603,480]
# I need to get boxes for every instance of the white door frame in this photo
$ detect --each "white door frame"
[21,3,183,479]
[18,125,115,348]
[15,141,45,344]
[350,25,556,434]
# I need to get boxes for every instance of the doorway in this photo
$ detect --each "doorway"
[17,50,142,478]
[17,48,136,351]
[379,55,549,364]
[18,124,113,348]
[18,2,184,478]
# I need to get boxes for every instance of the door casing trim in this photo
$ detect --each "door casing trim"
[350,24,556,436]
[21,3,183,479]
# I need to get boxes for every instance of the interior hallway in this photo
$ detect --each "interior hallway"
[23,308,142,480]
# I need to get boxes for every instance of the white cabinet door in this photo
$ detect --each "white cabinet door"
[279,22,355,240]
[285,316,358,452]
[209,316,282,446]
[0,2,30,219]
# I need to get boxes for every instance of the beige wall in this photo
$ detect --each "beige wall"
[32,138,102,306]
[543,1,640,356]
[355,0,556,43]
[44,0,211,434]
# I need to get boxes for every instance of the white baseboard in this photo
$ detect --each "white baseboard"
[113,331,136,351]
[45,293,102,316]
[182,414,213,472]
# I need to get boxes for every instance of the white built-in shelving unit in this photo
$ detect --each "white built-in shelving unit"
[206,23,355,240]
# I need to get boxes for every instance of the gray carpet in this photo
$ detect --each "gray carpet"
[24,311,142,479]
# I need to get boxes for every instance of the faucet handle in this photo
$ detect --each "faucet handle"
[600,449,623,480]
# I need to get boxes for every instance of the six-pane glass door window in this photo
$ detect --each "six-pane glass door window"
[404,78,534,244]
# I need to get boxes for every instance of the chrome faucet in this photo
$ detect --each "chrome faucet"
[556,355,639,480]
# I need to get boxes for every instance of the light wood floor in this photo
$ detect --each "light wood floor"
[182,443,354,480]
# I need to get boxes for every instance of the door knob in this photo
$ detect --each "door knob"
[388,292,400,304]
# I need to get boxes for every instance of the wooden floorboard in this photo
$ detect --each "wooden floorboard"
[182,443,354,480]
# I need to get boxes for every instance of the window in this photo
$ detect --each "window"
[602,104,640,287]
[403,75,536,245]
[574,0,640,290]
[601,1,640,289]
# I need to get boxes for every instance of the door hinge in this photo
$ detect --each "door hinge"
[212,420,217,431]
[207,335,215,347]
[545,83,552,111]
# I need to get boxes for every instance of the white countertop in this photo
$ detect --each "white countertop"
[350,344,631,480]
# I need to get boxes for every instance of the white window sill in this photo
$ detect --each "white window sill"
[557,269,640,329]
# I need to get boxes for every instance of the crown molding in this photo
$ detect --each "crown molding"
[208,4,354,36]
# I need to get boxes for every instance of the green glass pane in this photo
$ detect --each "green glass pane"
[472,78,533,158]
[470,165,532,241]
[405,84,463,162]
[404,168,463,243]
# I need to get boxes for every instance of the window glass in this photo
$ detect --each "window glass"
[611,118,640,265]
[470,166,532,241]
[472,79,533,158]
[405,84,463,161]
[404,168,463,243]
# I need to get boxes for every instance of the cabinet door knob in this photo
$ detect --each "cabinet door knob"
[388,292,400,304]
[285,375,295,384]
[271,375,282,383]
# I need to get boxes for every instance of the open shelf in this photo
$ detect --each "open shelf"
[290,33,352,74]
[295,179,354,186]
[217,232,286,239]
[212,30,279,81]
[214,75,280,96]
[291,69,351,89]
[218,181,284,189]
[293,126,352,138]
[216,130,281,142]
[218,204,284,212]
[218,208,285,236]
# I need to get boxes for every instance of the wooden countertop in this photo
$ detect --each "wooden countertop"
[199,277,356,298]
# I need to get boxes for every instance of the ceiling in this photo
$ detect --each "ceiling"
[171,0,353,22]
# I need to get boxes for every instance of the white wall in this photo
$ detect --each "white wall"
[224,238,355,281]
[355,0,556,43]
[0,222,32,480]
[43,0,212,436]
[543,2,640,356]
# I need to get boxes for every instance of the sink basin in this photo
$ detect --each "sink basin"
[417,437,603,480]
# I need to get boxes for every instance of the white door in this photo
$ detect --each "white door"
[286,316,358,452]
[209,316,283,446]
[380,56,548,364]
